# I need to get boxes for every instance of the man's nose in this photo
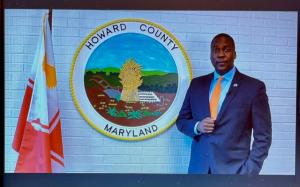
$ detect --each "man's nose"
[216,50,225,57]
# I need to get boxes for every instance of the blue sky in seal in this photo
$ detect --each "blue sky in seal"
[86,33,177,73]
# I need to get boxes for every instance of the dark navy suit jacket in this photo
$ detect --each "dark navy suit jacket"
[176,70,272,175]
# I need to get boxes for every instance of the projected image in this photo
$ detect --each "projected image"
[4,9,298,175]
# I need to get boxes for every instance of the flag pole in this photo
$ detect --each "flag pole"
[48,9,52,31]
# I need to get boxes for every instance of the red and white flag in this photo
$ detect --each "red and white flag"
[12,12,64,173]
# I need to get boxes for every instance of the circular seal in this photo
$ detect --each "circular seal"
[70,18,192,141]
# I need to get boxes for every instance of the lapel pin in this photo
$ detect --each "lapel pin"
[233,83,238,87]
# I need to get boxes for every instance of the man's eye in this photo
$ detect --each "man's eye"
[224,48,232,52]
[214,48,219,53]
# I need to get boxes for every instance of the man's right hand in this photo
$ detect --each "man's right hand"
[197,117,215,134]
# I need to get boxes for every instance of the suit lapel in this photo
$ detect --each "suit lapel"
[202,73,213,117]
[215,70,243,123]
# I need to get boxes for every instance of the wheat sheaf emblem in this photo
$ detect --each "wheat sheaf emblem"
[119,59,143,102]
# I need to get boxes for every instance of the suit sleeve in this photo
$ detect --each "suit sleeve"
[240,82,272,175]
[176,80,199,138]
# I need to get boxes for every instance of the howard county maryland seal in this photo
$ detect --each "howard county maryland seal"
[70,18,192,141]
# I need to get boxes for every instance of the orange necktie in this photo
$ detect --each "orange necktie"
[210,76,224,120]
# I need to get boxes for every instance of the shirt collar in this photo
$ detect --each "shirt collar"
[213,66,236,81]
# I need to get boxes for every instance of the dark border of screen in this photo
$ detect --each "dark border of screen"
[2,1,299,187]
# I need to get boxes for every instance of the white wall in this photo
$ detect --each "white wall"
[5,9,298,174]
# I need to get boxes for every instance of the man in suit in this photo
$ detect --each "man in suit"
[176,33,272,175]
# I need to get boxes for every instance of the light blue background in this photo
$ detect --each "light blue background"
[86,33,177,73]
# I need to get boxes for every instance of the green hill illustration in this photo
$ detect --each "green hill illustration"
[85,67,178,93]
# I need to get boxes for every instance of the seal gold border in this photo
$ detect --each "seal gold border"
[70,18,192,141]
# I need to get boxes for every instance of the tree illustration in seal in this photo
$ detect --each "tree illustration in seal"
[119,59,143,102]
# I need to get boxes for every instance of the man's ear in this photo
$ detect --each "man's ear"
[234,51,237,59]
